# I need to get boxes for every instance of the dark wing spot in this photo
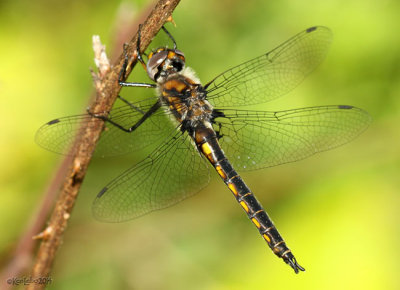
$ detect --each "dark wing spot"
[338,105,354,109]
[47,119,60,125]
[306,26,317,33]
[97,187,108,198]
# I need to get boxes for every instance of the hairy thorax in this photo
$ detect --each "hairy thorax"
[158,67,214,129]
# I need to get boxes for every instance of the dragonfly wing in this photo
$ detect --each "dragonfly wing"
[92,131,210,222]
[214,105,371,171]
[206,26,333,107]
[35,98,171,157]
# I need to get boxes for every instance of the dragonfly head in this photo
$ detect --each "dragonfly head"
[147,48,185,82]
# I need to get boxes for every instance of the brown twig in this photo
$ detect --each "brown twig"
[25,0,180,288]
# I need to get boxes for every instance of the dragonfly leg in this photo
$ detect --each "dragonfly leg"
[87,100,162,133]
[136,24,146,67]
[161,26,178,49]
[87,108,131,133]
[117,95,145,114]
[118,25,156,88]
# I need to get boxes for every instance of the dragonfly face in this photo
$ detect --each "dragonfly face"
[35,26,371,273]
[147,48,186,82]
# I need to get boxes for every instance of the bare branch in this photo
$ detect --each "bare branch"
[26,0,180,288]
[92,35,111,78]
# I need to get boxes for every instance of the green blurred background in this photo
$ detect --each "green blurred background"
[1,0,399,289]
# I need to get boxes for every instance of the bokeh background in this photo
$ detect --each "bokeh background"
[1,0,399,289]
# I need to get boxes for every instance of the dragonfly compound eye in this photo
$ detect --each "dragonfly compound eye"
[147,50,168,81]
[171,49,185,72]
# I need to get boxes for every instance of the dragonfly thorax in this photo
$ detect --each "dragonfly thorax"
[147,47,185,82]
[159,71,214,129]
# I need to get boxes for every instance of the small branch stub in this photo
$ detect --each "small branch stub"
[32,227,53,241]
[92,35,111,79]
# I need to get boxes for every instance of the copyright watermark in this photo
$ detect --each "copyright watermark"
[6,276,52,286]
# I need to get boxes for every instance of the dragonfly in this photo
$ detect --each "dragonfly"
[36,25,371,273]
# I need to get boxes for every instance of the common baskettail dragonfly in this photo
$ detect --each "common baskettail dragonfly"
[36,25,371,273]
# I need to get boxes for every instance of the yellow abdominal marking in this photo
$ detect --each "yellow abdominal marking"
[201,142,215,163]
[201,142,212,155]
[263,234,271,243]
[227,183,238,196]
[215,165,227,179]
[240,201,249,213]
[251,218,261,229]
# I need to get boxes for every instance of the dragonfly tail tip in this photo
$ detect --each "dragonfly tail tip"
[284,254,305,274]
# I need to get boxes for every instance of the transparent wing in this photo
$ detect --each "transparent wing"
[213,105,371,171]
[92,131,210,222]
[205,26,333,107]
[35,98,172,157]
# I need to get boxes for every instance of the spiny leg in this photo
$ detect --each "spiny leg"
[87,100,162,133]
[117,95,145,114]
[161,26,177,49]
[118,25,156,88]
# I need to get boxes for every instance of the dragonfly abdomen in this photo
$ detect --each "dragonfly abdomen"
[193,124,304,273]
